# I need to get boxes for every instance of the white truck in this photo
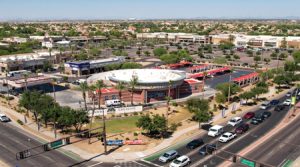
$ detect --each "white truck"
[105,99,122,107]
[208,125,224,137]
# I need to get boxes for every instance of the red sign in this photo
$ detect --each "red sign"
[124,140,144,145]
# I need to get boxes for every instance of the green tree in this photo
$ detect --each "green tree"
[215,93,226,104]
[153,47,167,57]
[216,83,241,98]
[72,110,89,132]
[93,80,106,109]
[239,91,255,104]
[136,114,167,137]
[186,98,212,128]
[254,55,261,62]
[251,86,268,99]
[293,51,300,64]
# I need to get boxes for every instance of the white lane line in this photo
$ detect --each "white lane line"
[140,159,163,167]
[87,162,103,167]
[133,161,150,167]
[278,158,287,167]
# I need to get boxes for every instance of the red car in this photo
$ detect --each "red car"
[243,112,255,119]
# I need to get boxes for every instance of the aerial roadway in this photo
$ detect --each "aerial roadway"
[143,90,295,167]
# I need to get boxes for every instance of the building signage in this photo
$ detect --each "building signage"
[114,106,143,114]
[124,140,144,145]
[106,140,123,146]
[87,106,143,117]
[68,62,90,69]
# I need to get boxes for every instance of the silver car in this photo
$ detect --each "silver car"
[159,150,179,163]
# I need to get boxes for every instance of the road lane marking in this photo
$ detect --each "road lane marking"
[133,161,150,167]
[140,159,163,167]
[88,162,103,167]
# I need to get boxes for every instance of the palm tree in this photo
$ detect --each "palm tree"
[23,73,29,91]
[94,80,106,109]
[202,71,208,99]
[129,76,138,105]
[116,81,126,103]
[52,78,57,102]
[79,82,89,111]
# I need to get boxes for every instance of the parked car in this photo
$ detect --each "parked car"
[270,99,280,105]
[227,117,243,126]
[169,155,191,167]
[251,114,264,125]
[260,101,270,110]
[208,125,224,137]
[0,114,11,122]
[274,105,285,112]
[262,111,272,118]
[159,150,179,163]
[186,139,204,149]
[219,132,236,143]
[286,92,292,97]
[243,112,255,119]
[235,123,249,134]
[199,144,217,155]
[283,99,292,106]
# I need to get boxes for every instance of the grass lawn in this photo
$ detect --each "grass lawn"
[92,116,141,134]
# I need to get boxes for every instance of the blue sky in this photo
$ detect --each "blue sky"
[0,0,300,20]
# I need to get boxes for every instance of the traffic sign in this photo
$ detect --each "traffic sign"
[240,158,255,167]
[291,97,296,105]
[106,140,123,146]
[49,139,64,149]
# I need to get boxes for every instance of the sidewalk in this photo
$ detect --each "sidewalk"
[0,86,293,163]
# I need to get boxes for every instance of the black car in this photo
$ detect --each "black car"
[199,144,217,155]
[251,114,264,125]
[235,123,249,134]
[274,105,285,112]
[186,139,204,149]
[262,111,272,118]
[270,99,280,105]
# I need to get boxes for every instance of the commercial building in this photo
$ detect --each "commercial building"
[64,56,125,76]
[137,32,211,44]
[0,51,59,73]
[87,69,203,104]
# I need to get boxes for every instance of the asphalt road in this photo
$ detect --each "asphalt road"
[145,90,292,167]
[0,121,96,167]
[241,113,300,167]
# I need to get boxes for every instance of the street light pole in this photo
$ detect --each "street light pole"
[103,108,107,154]
[227,75,232,104]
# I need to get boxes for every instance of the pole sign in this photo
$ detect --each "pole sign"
[124,140,144,145]
[240,158,255,167]
[49,139,64,149]
[106,140,123,146]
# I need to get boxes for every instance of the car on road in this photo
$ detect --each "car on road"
[199,144,217,155]
[260,101,271,110]
[0,114,11,122]
[274,105,285,112]
[270,99,280,105]
[283,99,292,106]
[243,112,255,119]
[219,132,236,143]
[159,150,179,163]
[286,92,292,97]
[186,139,204,149]
[251,114,264,125]
[235,123,249,134]
[169,155,191,167]
[227,117,243,126]
[208,125,224,137]
[262,111,272,118]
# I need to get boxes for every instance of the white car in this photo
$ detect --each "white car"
[283,99,292,106]
[227,117,242,126]
[159,150,178,163]
[0,114,10,122]
[260,101,270,110]
[169,155,191,167]
[218,132,236,143]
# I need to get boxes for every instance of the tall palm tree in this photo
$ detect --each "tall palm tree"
[129,76,138,105]
[115,81,126,103]
[79,82,89,111]
[167,80,174,112]
[202,71,208,99]
[23,73,29,91]
[94,80,106,109]
[52,78,57,102]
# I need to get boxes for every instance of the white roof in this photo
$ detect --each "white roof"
[211,125,223,129]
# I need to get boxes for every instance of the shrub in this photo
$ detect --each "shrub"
[171,101,178,107]
[133,132,138,136]
[17,119,24,125]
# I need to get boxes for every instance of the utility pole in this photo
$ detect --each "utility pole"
[276,52,280,71]
[88,95,96,144]
[103,107,107,154]
[228,75,232,104]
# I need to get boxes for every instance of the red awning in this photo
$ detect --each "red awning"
[233,72,259,82]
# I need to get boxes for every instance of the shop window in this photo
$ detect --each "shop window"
[112,95,116,99]
[104,96,109,100]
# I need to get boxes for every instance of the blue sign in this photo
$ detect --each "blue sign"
[68,62,90,69]
[106,140,123,146]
